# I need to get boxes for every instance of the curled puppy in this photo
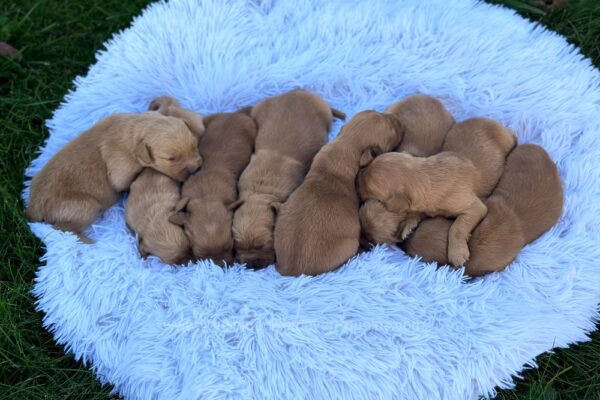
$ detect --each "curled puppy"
[274,110,405,276]
[358,117,516,249]
[402,144,563,276]
[442,117,517,197]
[168,109,257,265]
[385,94,455,157]
[233,90,343,268]
[126,169,191,264]
[26,108,203,242]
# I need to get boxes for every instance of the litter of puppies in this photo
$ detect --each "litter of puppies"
[26,91,563,277]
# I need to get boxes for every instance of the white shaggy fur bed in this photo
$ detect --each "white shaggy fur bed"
[25,0,600,399]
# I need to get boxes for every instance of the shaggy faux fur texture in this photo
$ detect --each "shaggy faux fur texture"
[25,0,600,399]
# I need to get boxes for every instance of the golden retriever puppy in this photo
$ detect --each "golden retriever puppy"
[385,94,455,157]
[358,117,516,249]
[26,109,203,242]
[126,169,191,264]
[274,110,405,276]
[402,144,563,276]
[232,90,343,268]
[168,109,257,265]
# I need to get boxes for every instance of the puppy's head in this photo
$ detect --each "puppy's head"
[169,198,234,266]
[340,110,404,163]
[138,224,191,265]
[136,116,202,182]
[359,200,404,245]
[232,195,280,269]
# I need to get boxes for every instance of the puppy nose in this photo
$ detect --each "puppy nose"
[187,165,200,174]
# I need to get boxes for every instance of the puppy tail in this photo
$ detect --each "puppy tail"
[331,107,346,121]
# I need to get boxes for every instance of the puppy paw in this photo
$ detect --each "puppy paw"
[448,244,469,267]
[149,96,180,114]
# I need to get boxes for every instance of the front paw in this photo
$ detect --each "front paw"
[448,243,469,267]
[149,96,180,114]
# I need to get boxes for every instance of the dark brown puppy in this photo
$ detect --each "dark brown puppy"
[386,94,455,157]
[233,90,343,268]
[274,110,404,276]
[168,109,257,265]
[402,144,563,276]
[26,102,203,242]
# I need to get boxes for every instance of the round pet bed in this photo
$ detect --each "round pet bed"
[26,0,600,399]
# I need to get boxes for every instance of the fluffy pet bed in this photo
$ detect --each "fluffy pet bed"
[25,0,600,399]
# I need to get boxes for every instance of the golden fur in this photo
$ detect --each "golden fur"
[402,144,563,276]
[126,168,191,264]
[358,117,517,261]
[26,106,203,242]
[385,94,455,157]
[232,90,341,268]
[169,109,257,265]
[274,110,405,276]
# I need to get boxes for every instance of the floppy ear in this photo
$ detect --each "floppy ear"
[168,212,187,226]
[386,193,410,214]
[387,114,405,142]
[331,107,346,121]
[135,142,154,166]
[174,197,190,213]
[359,148,377,167]
[227,199,244,211]
[270,201,282,214]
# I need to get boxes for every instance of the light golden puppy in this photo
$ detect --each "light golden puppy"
[402,144,563,276]
[126,169,191,264]
[386,94,455,157]
[358,117,516,250]
[274,110,405,276]
[26,107,203,242]
[232,90,343,268]
[168,109,257,265]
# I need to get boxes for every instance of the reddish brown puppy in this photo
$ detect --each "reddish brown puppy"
[232,90,344,268]
[169,109,257,265]
[274,110,404,276]
[402,144,563,276]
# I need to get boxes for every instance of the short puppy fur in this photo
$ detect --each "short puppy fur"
[358,118,516,266]
[26,103,204,242]
[233,90,342,268]
[402,144,563,276]
[126,168,191,264]
[274,110,405,276]
[385,94,455,157]
[169,109,257,265]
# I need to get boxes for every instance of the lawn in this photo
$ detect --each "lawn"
[1,0,599,399]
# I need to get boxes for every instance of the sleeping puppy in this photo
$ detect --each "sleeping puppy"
[386,94,455,157]
[402,144,563,276]
[232,90,344,268]
[168,109,257,265]
[358,117,516,249]
[274,110,405,276]
[26,106,203,242]
[126,169,191,264]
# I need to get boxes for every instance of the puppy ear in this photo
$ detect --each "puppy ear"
[359,148,377,168]
[174,197,190,213]
[136,142,154,166]
[168,212,187,226]
[331,107,346,121]
[386,193,410,214]
[227,199,244,211]
[270,201,282,214]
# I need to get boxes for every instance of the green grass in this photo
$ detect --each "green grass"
[0,0,599,399]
